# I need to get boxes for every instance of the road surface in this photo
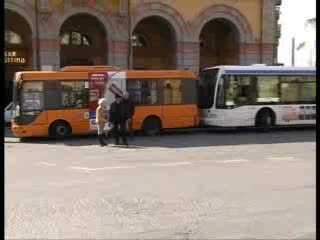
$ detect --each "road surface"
[5,127,316,239]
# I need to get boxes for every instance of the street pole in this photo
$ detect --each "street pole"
[260,0,263,63]
[35,0,40,70]
[127,0,131,69]
[291,37,295,66]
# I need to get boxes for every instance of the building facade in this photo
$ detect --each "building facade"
[4,0,281,105]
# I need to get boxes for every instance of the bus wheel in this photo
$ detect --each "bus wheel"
[256,110,274,132]
[50,121,71,139]
[143,117,162,136]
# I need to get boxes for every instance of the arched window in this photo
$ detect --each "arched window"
[5,30,23,44]
[132,34,150,47]
[60,31,91,46]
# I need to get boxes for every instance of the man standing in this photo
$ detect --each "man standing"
[122,92,135,140]
[109,94,128,146]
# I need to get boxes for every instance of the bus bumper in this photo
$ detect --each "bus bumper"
[11,124,47,138]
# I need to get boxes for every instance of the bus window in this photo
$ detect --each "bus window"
[298,82,316,102]
[216,76,225,109]
[163,79,182,105]
[280,76,316,104]
[224,75,256,107]
[181,79,197,104]
[44,81,62,110]
[61,81,88,109]
[127,79,158,105]
[21,81,44,113]
[256,76,280,103]
[198,69,219,109]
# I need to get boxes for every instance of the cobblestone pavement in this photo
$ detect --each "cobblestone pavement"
[5,127,316,239]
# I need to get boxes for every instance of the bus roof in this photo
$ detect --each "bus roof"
[126,70,197,79]
[61,65,121,72]
[203,65,316,75]
[16,70,197,81]
[16,71,88,81]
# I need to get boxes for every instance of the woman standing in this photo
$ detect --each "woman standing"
[96,98,107,146]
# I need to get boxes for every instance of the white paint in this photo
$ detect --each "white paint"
[70,166,137,172]
[38,162,56,166]
[267,156,295,161]
[216,159,249,163]
[150,162,193,167]
[69,161,193,173]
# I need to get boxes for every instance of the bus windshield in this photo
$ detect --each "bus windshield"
[197,68,219,109]
[20,81,44,113]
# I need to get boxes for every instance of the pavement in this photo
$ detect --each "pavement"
[5,126,316,239]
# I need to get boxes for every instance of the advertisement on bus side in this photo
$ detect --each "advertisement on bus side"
[88,73,109,130]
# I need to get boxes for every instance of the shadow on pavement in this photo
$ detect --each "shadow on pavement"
[5,126,316,148]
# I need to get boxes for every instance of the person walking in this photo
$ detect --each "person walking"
[95,98,107,146]
[122,92,135,140]
[109,94,128,146]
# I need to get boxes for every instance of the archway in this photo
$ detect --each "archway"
[132,16,177,70]
[199,18,240,70]
[60,14,107,67]
[5,9,33,106]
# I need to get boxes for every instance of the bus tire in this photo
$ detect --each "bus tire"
[255,109,274,132]
[143,116,162,136]
[49,120,72,139]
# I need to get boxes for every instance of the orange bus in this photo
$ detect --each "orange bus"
[11,66,199,138]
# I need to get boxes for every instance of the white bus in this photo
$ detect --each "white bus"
[198,65,316,129]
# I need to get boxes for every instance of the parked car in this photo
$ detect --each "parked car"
[5,102,14,124]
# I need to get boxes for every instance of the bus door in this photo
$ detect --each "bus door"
[220,75,256,126]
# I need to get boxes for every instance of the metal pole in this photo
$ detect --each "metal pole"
[291,37,295,66]
[260,0,263,63]
[127,0,131,69]
[35,0,41,70]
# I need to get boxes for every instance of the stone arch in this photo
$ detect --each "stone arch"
[132,16,178,70]
[4,4,34,105]
[132,2,187,42]
[4,1,35,37]
[199,18,241,68]
[47,6,118,66]
[132,2,188,69]
[192,5,254,43]
[51,7,117,42]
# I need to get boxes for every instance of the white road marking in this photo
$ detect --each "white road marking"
[216,159,249,163]
[267,156,295,161]
[70,166,137,172]
[150,162,193,167]
[37,162,56,166]
[69,161,193,173]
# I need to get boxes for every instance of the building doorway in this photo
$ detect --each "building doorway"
[199,18,240,70]
[60,14,107,68]
[132,16,177,70]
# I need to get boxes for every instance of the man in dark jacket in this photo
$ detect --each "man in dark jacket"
[122,92,135,139]
[109,94,128,146]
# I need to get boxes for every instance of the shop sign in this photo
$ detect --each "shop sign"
[4,50,27,64]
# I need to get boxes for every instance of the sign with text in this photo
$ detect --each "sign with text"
[4,50,27,65]
[88,73,108,129]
